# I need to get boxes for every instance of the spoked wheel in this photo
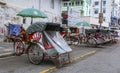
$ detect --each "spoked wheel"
[71,36,80,45]
[87,38,97,47]
[27,43,44,65]
[14,39,24,56]
[97,37,105,45]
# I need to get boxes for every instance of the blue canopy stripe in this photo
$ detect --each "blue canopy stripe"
[10,24,21,36]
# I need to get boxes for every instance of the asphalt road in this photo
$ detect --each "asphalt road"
[50,41,120,73]
[0,40,119,73]
[0,43,97,73]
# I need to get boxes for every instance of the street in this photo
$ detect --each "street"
[0,40,119,73]
[0,0,120,73]
[50,41,120,73]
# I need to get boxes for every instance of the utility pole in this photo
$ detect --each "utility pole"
[100,0,102,14]
[112,0,114,28]
[112,0,115,17]
[99,0,103,29]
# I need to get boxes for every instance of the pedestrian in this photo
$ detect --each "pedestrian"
[75,28,79,35]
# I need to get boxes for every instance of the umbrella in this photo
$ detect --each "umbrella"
[75,22,91,29]
[76,22,91,27]
[17,8,47,24]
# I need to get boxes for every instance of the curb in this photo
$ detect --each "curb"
[0,52,14,58]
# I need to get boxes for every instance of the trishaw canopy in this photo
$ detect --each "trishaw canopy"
[85,29,110,35]
[26,22,61,35]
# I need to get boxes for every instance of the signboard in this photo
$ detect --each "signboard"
[110,16,118,27]
[67,7,80,26]
[99,13,103,23]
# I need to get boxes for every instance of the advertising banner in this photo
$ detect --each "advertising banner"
[67,7,80,26]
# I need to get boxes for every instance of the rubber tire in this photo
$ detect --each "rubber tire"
[14,39,24,56]
[87,38,97,46]
[27,43,44,65]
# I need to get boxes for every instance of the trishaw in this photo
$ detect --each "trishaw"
[6,22,72,67]
[60,26,80,45]
[85,29,115,46]
[60,27,118,47]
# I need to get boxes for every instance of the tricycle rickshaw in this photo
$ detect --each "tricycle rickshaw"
[6,22,72,67]
[60,26,80,45]
[85,29,115,46]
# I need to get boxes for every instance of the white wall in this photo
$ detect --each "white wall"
[5,0,35,9]
[40,0,61,23]
[81,16,109,27]
[105,0,112,23]
[90,0,119,23]
[1,0,62,29]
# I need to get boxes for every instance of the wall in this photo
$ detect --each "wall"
[0,0,62,29]
[41,0,61,23]
[62,0,90,16]
[90,0,120,24]
[81,16,109,28]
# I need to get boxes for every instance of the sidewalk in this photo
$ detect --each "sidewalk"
[0,41,97,59]
[0,42,14,58]
[0,34,14,58]
[0,35,4,42]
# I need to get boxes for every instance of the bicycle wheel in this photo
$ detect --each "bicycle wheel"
[72,36,80,45]
[87,38,97,46]
[97,37,105,45]
[14,39,24,56]
[27,43,44,65]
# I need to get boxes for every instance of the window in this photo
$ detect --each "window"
[81,10,84,15]
[103,17,105,21]
[72,2,74,6]
[103,8,106,13]
[77,1,80,5]
[94,9,99,14]
[89,10,90,15]
[94,1,99,6]
[69,3,71,6]
[64,3,68,6]
[76,1,80,6]
[50,0,54,9]
[96,26,98,29]
[103,1,106,6]
[81,1,84,5]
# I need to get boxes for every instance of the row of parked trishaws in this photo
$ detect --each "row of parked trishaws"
[5,22,118,67]
[60,26,118,46]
